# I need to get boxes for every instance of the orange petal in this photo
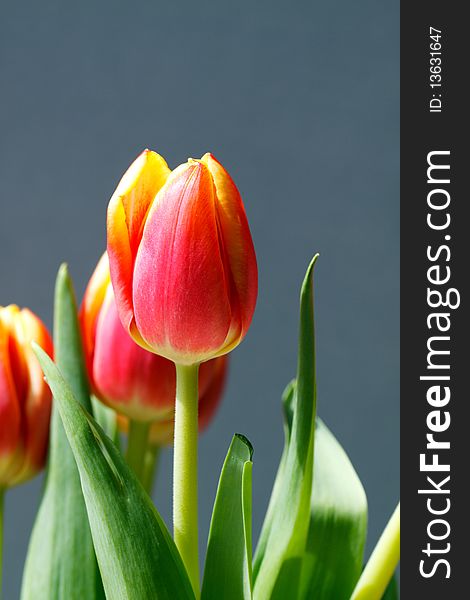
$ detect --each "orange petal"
[201,153,258,341]
[107,150,171,332]
[9,309,53,485]
[0,312,22,484]
[80,252,111,373]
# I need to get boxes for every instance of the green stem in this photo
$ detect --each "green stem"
[0,487,4,600]
[126,420,150,484]
[173,363,200,597]
[142,445,161,495]
[350,502,400,600]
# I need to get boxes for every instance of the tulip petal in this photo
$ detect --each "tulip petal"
[107,150,171,332]
[133,161,232,364]
[199,356,228,431]
[11,309,53,483]
[0,317,21,484]
[80,252,111,373]
[201,153,258,341]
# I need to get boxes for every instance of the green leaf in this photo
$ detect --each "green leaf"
[252,381,295,582]
[21,265,104,600]
[381,575,398,600]
[253,255,319,600]
[255,389,367,600]
[33,344,194,600]
[91,395,119,447]
[201,434,254,600]
[252,255,367,600]
[300,419,368,600]
[381,575,398,599]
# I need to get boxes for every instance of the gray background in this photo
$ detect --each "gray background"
[0,1,399,597]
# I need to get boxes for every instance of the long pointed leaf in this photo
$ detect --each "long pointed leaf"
[33,345,194,600]
[21,265,104,600]
[201,434,253,600]
[253,255,319,600]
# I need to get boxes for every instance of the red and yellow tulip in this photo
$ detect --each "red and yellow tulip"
[107,150,257,365]
[0,305,53,488]
[106,150,257,591]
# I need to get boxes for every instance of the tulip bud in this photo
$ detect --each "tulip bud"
[0,305,53,488]
[80,254,228,424]
[107,150,257,365]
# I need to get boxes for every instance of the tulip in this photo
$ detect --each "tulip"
[0,305,53,488]
[0,305,52,590]
[80,254,227,483]
[106,150,257,594]
[106,149,257,365]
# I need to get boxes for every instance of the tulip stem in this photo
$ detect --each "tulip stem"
[174,363,200,597]
[142,445,161,495]
[126,420,150,484]
[350,502,400,600]
[0,487,4,599]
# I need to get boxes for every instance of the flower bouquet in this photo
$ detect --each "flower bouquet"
[0,150,399,599]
